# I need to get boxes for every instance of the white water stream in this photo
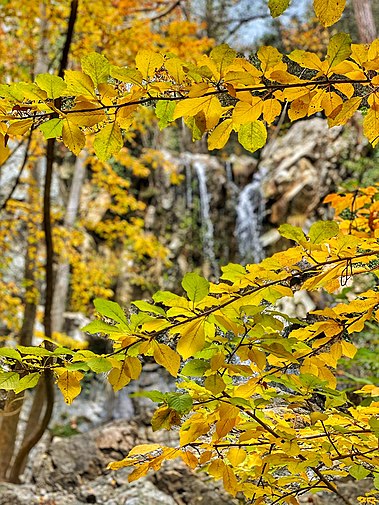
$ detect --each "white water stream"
[193,159,219,274]
[235,167,266,264]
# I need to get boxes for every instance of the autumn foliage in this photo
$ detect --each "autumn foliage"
[1,0,379,503]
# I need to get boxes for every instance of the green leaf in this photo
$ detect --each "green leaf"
[210,44,236,73]
[35,74,67,99]
[132,300,166,316]
[93,123,123,161]
[181,359,210,377]
[0,347,22,361]
[66,362,90,372]
[17,346,53,356]
[130,390,166,402]
[14,372,40,393]
[278,223,307,244]
[93,298,128,326]
[268,0,290,17]
[86,357,113,373]
[181,272,209,303]
[327,33,352,68]
[369,416,379,437]
[110,65,143,86]
[165,393,193,414]
[16,82,47,101]
[185,116,204,141]
[308,220,339,244]
[155,100,176,130]
[39,118,63,139]
[349,464,370,480]
[82,319,127,336]
[0,372,20,390]
[238,121,267,153]
[53,347,76,356]
[81,52,110,87]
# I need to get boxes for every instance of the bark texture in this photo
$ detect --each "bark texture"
[352,0,377,43]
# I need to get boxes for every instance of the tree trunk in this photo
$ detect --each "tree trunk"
[0,177,39,481]
[0,0,80,483]
[51,152,87,333]
[352,0,377,43]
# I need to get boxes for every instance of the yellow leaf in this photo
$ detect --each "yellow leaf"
[116,103,138,129]
[289,50,325,72]
[173,96,213,120]
[340,341,357,358]
[204,374,226,395]
[64,70,96,98]
[288,94,311,121]
[210,44,236,77]
[93,122,123,161]
[314,0,346,27]
[227,447,246,466]
[35,73,67,99]
[257,46,282,74]
[152,405,181,431]
[135,50,163,80]
[62,119,85,156]
[321,92,343,117]
[128,444,161,457]
[180,450,198,469]
[175,318,206,359]
[208,119,233,150]
[55,368,83,404]
[180,418,210,445]
[128,462,150,482]
[327,33,352,69]
[363,108,379,147]
[238,120,267,153]
[232,98,263,126]
[81,52,110,87]
[68,101,106,127]
[262,98,282,124]
[268,0,290,17]
[248,349,266,371]
[151,341,181,377]
[108,356,142,392]
[310,412,328,424]
[165,58,185,84]
[7,119,33,136]
[208,459,226,478]
[328,97,362,127]
[223,465,239,496]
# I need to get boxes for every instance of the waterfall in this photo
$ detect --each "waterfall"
[225,159,234,183]
[193,159,218,274]
[184,160,192,209]
[235,167,266,264]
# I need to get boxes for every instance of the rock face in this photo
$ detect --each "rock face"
[2,419,237,505]
[118,117,363,300]
[261,117,362,229]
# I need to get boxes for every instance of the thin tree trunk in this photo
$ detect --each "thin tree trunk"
[51,152,87,333]
[0,161,39,481]
[6,0,79,483]
[352,0,377,43]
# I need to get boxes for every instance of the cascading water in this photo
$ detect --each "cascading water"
[193,159,219,274]
[225,159,234,183]
[235,166,266,264]
[184,160,192,209]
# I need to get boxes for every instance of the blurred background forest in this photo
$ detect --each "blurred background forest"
[1,1,379,503]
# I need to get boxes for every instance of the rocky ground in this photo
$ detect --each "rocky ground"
[0,418,238,505]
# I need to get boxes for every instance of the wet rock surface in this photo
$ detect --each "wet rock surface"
[2,419,238,505]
